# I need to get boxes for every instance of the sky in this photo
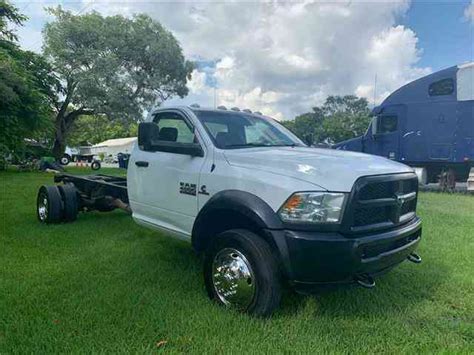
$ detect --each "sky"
[11,0,474,120]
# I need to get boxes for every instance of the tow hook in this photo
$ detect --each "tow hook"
[407,252,422,264]
[355,274,375,289]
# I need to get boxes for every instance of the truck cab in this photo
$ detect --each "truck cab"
[125,106,422,316]
[334,63,474,184]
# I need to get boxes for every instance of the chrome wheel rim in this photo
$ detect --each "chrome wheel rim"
[60,157,68,164]
[38,194,48,221]
[212,248,256,309]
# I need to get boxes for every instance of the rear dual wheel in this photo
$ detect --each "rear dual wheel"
[37,184,78,224]
[58,184,79,222]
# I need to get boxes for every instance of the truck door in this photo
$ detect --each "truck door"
[128,111,207,238]
[364,105,403,160]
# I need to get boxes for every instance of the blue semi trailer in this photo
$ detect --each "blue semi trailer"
[334,63,473,185]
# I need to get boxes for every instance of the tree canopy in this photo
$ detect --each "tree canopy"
[282,95,372,145]
[67,115,138,147]
[0,0,26,42]
[0,1,58,167]
[43,8,194,157]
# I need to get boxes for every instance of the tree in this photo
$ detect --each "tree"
[0,0,26,42]
[319,95,371,144]
[282,111,323,146]
[0,1,58,168]
[321,111,369,143]
[320,95,369,117]
[43,8,194,158]
[284,95,371,145]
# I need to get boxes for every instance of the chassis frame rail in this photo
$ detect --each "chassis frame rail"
[54,173,129,207]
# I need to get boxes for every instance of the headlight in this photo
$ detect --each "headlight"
[278,192,346,224]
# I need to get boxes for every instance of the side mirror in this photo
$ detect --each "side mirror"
[138,122,159,151]
[371,117,380,138]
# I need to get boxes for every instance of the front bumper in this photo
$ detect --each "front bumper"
[267,217,422,289]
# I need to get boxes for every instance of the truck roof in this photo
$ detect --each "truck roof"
[155,105,266,118]
[373,61,473,113]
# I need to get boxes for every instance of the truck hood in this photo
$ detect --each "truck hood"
[223,147,413,192]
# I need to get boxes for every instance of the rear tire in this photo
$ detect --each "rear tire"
[58,184,78,222]
[91,160,101,170]
[204,229,281,317]
[37,185,63,224]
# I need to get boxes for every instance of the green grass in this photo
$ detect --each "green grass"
[1,168,473,353]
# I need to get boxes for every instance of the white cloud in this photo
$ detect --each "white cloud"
[14,0,431,119]
[361,25,431,103]
[187,69,208,93]
[464,2,474,23]
[152,0,429,118]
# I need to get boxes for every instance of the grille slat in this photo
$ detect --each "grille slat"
[347,174,418,233]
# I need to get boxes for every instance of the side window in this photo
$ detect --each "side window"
[378,115,398,134]
[429,78,454,96]
[153,113,195,144]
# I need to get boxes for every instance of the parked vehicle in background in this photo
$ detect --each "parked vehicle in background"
[37,106,423,316]
[61,146,79,165]
[333,63,474,187]
[61,146,95,165]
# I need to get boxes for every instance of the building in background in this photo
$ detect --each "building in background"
[91,137,137,160]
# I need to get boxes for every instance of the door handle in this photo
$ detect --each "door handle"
[135,161,149,167]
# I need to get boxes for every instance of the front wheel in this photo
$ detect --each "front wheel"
[204,229,281,317]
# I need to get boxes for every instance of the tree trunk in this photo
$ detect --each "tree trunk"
[52,112,67,159]
[51,108,94,159]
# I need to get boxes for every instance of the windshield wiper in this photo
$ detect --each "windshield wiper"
[223,143,300,149]
[271,143,297,147]
[224,143,271,148]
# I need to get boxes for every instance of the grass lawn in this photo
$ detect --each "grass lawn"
[1,168,473,353]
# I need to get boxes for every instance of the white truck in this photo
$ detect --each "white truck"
[36,106,422,317]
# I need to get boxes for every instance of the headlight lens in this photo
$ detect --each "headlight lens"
[278,192,346,224]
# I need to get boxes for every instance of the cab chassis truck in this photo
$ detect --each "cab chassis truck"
[37,106,423,317]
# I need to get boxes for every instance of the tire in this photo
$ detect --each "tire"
[91,160,101,170]
[204,229,281,317]
[60,155,71,165]
[36,185,63,224]
[58,184,78,222]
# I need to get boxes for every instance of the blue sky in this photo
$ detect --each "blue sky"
[12,0,474,119]
[400,0,472,71]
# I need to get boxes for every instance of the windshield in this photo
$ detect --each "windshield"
[193,110,305,149]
